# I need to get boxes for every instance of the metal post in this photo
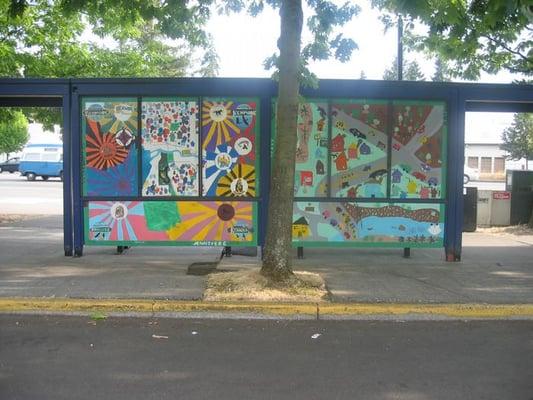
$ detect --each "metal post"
[297,246,304,259]
[397,15,403,81]
[444,90,465,261]
[71,86,84,257]
[403,247,410,258]
[224,246,232,257]
[62,84,73,256]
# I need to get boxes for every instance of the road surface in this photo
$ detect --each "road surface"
[0,172,62,214]
[1,315,532,400]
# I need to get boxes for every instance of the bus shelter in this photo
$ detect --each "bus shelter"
[1,78,532,261]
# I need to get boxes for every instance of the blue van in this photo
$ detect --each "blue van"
[19,144,63,181]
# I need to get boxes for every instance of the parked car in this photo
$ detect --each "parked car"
[464,165,480,184]
[0,157,20,173]
[19,144,63,181]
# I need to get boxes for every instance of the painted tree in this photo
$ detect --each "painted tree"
[372,0,532,79]
[0,109,29,158]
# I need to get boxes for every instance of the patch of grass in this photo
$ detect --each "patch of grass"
[204,269,329,302]
[89,311,108,321]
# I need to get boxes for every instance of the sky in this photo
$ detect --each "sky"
[204,1,520,144]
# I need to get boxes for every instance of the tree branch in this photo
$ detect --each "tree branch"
[482,34,529,61]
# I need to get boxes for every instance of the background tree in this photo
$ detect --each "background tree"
[501,113,533,169]
[372,0,532,80]
[500,113,533,227]
[431,57,451,82]
[0,109,29,158]
[3,0,218,132]
[383,56,426,81]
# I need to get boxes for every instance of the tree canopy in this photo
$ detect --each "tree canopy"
[501,113,533,167]
[1,0,218,78]
[0,109,29,156]
[372,0,533,79]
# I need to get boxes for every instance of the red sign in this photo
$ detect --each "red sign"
[493,191,511,200]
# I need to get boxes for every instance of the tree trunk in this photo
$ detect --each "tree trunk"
[261,0,303,281]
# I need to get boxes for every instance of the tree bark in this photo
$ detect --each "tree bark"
[261,0,303,281]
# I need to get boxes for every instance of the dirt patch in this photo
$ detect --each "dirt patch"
[204,269,329,302]
[478,224,533,236]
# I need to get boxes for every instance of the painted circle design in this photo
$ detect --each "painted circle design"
[209,104,228,122]
[234,137,252,156]
[233,104,255,130]
[217,204,235,221]
[110,202,128,220]
[215,152,232,171]
[230,178,249,196]
[115,127,134,147]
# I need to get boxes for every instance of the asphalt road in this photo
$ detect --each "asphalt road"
[1,315,532,400]
[0,172,62,214]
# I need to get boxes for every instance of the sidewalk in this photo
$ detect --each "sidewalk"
[1,215,532,318]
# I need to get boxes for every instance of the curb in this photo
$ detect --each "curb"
[1,298,533,320]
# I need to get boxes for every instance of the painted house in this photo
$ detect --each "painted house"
[331,134,345,152]
[335,152,348,171]
[292,216,310,238]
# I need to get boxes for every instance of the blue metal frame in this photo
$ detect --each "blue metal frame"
[0,79,73,256]
[2,78,532,262]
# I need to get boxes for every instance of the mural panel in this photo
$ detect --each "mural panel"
[294,102,329,197]
[141,99,199,196]
[82,98,138,196]
[202,99,258,197]
[330,100,389,198]
[292,201,444,247]
[85,200,256,246]
[390,102,446,199]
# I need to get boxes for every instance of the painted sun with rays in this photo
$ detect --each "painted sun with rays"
[167,202,255,242]
[86,120,129,169]
[216,164,256,197]
[88,201,168,241]
[202,101,240,149]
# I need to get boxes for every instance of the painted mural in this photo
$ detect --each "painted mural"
[330,101,389,198]
[202,99,258,197]
[390,102,446,199]
[294,102,329,197]
[292,201,444,247]
[85,201,256,245]
[82,98,138,196]
[141,99,199,196]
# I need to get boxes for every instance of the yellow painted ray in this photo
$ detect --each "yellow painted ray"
[203,123,218,149]
[214,220,225,239]
[193,216,221,241]
[220,122,232,144]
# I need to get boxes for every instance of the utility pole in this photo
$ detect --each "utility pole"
[397,14,403,81]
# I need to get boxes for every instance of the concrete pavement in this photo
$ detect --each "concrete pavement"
[0,214,532,319]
